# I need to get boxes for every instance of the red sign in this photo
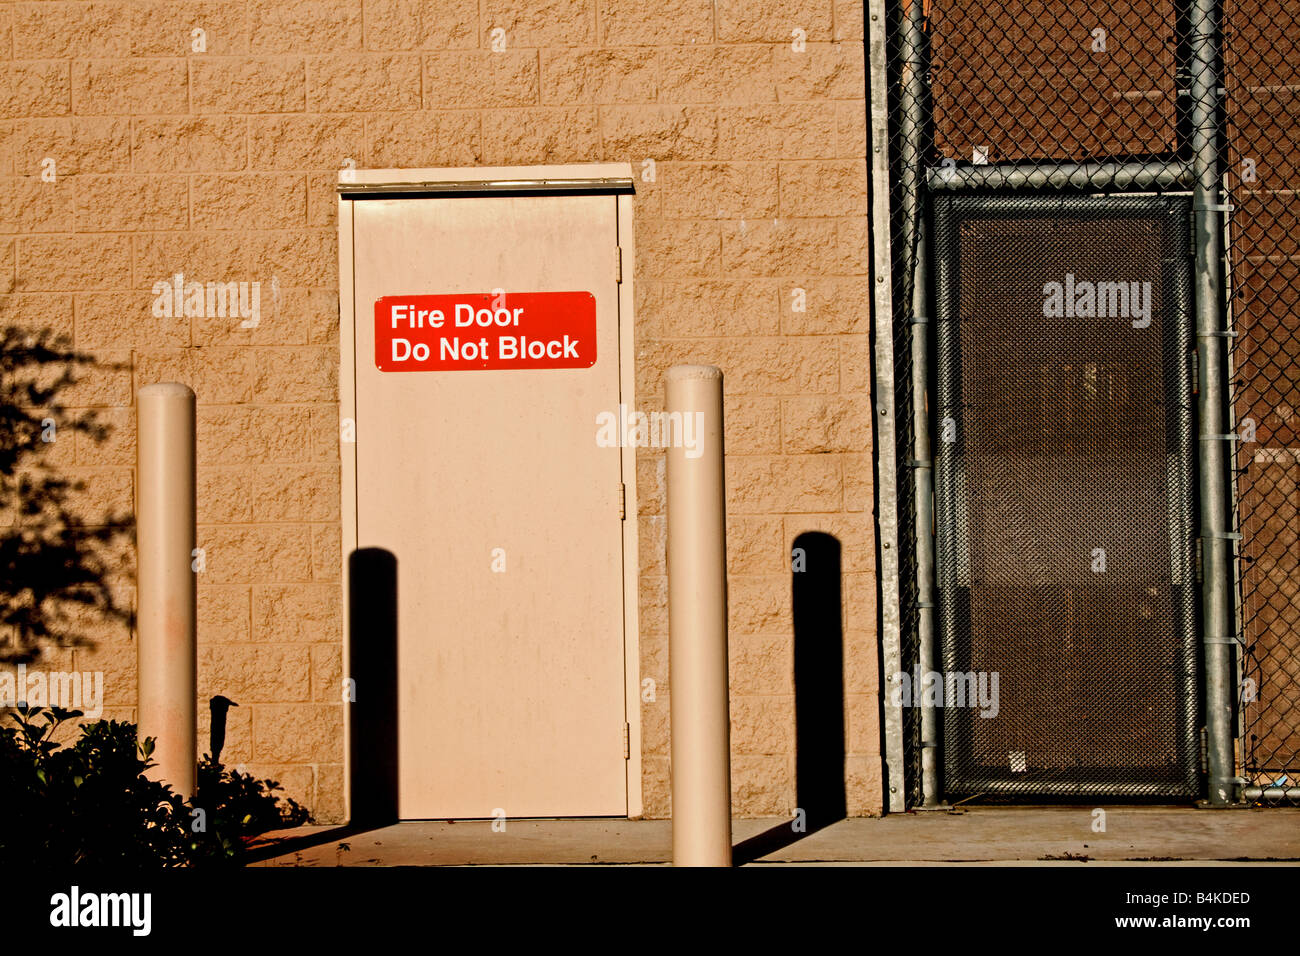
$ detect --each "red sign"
[374,291,596,372]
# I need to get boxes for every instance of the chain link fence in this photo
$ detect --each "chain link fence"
[1223,0,1300,802]
[882,0,1298,805]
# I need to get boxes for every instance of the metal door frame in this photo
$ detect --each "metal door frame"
[869,0,1240,808]
[337,163,643,821]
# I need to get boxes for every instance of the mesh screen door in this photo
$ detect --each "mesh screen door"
[932,194,1201,797]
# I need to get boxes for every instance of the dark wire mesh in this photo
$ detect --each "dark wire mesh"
[884,0,1300,805]
[932,195,1200,798]
[1223,0,1300,801]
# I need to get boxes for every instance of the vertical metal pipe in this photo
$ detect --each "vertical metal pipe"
[136,383,197,798]
[666,365,732,866]
[1189,0,1237,805]
[897,0,939,805]
[867,0,907,814]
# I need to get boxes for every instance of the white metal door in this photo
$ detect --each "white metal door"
[351,193,627,818]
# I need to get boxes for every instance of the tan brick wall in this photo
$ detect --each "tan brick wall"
[0,0,877,822]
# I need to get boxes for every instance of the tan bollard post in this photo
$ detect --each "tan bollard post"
[136,383,197,798]
[666,364,732,866]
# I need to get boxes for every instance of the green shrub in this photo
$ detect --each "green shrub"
[0,706,310,868]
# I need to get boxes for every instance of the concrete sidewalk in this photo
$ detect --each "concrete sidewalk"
[254,807,1300,866]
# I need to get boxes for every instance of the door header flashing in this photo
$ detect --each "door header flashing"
[339,177,636,199]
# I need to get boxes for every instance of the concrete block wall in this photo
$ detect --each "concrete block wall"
[0,0,878,822]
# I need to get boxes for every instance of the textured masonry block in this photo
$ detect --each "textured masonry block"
[245,231,337,286]
[717,103,838,160]
[726,454,844,514]
[727,514,785,574]
[541,48,658,104]
[18,236,131,291]
[659,46,776,104]
[481,107,600,164]
[72,59,187,114]
[191,174,307,230]
[600,105,718,161]
[197,524,314,584]
[199,584,253,644]
[252,583,341,643]
[13,3,133,60]
[660,161,779,219]
[729,633,793,695]
[136,347,256,403]
[308,54,421,112]
[63,348,132,407]
[11,117,131,175]
[198,645,312,702]
[75,292,189,349]
[367,111,482,167]
[0,293,74,340]
[784,513,875,574]
[130,1,251,57]
[633,220,721,277]
[313,764,344,823]
[728,575,792,635]
[423,51,540,108]
[600,0,713,46]
[311,523,340,581]
[74,405,135,465]
[250,464,340,522]
[730,694,796,756]
[731,754,792,816]
[721,218,839,275]
[75,175,190,232]
[310,644,342,702]
[251,346,337,402]
[133,232,249,288]
[721,395,781,454]
[779,159,868,217]
[1,62,73,118]
[780,394,871,454]
[363,0,478,50]
[249,0,363,53]
[482,0,596,47]
[191,57,306,113]
[252,703,343,763]
[780,277,870,335]
[0,178,76,233]
[839,333,869,391]
[716,0,834,42]
[197,406,312,464]
[133,117,248,173]
[639,278,780,338]
[308,404,341,461]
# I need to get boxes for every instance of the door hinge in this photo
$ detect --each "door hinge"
[1200,727,1208,772]
[615,246,623,284]
[623,722,630,759]
[1195,537,1204,583]
[619,482,626,520]
[1191,347,1200,394]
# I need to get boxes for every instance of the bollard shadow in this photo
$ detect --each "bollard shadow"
[734,532,846,865]
[348,547,400,828]
[244,548,401,863]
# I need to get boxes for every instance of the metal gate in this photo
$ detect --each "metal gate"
[870,0,1300,807]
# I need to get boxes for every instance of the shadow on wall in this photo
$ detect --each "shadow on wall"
[734,532,846,865]
[0,326,132,665]
[348,547,399,826]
